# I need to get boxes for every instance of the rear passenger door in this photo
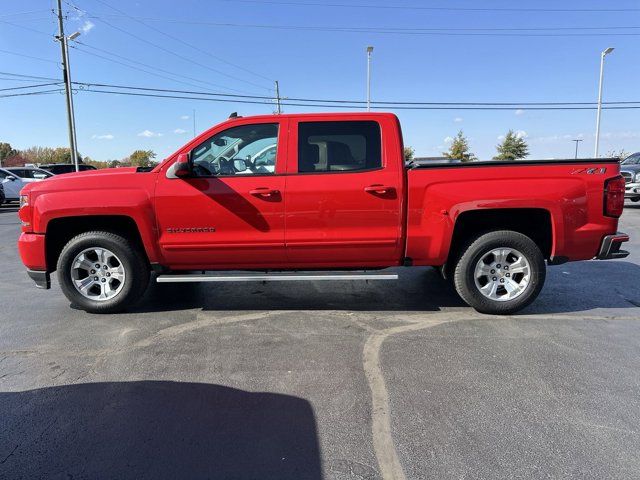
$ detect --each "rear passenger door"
[284,118,403,268]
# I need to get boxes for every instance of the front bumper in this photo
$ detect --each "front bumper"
[596,232,630,260]
[625,182,640,199]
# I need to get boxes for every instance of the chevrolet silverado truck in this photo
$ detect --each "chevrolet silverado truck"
[17,113,629,314]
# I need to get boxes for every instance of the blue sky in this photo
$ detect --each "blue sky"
[1,0,639,161]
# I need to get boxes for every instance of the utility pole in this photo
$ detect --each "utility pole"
[55,0,80,172]
[572,139,583,159]
[594,47,614,158]
[274,80,282,114]
[366,46,374,111]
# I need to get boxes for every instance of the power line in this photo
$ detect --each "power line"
[77,87,640,110]
[0,82,61,92]
[0,10,51,18]
[84,15,640,35]
[71,43,254,94]
[0,88,62,99]
[0,71,60,81]
[71,0,271,93]
[0,48,59,64]
[89,0,275,85]
[216,0,640,13]
[0,20,55,37]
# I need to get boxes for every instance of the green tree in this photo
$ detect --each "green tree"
[403,146,415,162]
[128,149,157,167]
[0,142,18,166]
[494,130,529,161]
[443,131,476,162]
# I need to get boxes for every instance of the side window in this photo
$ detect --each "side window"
[0,171,6,179]
[298,121,381,173]
[191,123,279,177]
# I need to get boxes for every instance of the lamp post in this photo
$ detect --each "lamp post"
[366,46,374,111]
[572,139,583,159]
[594,47,614,158]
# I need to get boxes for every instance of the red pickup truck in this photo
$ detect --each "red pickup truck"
[17,112,629,314]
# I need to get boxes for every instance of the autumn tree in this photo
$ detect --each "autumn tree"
[494,130,529,161]
[443,131,476,162]
[0,142,18,167]
[404,146,415,161]
[127,150,157,167]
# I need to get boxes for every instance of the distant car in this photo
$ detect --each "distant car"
[620,153,640,202]
[5,167,54,182]
[39,163,97,175]
[0,168,28,202]
[0,182,5,205]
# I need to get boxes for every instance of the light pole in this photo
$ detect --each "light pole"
[366,46,374,111]
[594,47,614,158]
[572,139,583,159]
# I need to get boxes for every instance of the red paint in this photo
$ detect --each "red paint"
[17,112,626,274]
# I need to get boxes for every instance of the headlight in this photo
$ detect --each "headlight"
[19,194,29,208]
[635,172,640,182]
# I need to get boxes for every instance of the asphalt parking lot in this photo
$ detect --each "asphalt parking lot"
[1,202,639,480]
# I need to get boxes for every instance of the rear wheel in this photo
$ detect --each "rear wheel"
[453,230,546,314]
[57,231,150,313]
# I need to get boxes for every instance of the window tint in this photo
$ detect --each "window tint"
[191,123,279,177]
[298,121,381,173]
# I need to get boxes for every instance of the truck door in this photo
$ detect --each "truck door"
[284,118,403,267]
[154,119,287,269]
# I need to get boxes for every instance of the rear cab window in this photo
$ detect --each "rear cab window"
[297,121,382,173]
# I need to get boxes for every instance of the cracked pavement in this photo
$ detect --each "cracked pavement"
[0,202,639,479]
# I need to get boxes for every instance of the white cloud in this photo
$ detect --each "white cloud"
[180,115,190,120]
[91,134,114,140]
[138,129,163,138]
[173,128,187,134]
[453,117,463,123]
[444,136,454,144]
[80,20,95,34]
[515,109,525,116]
[515,130,528,139]
[497,135,505,141]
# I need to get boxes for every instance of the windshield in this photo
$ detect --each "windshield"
[622,154,640,165]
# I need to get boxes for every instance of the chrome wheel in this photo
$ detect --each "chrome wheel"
[473,248,530,302]
[70,247,126,301]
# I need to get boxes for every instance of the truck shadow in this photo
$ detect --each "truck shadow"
[130,261,640,315]
[0,381,322,480]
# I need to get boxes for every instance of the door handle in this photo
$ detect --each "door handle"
[364,184,394,194]
[249,187,280,197]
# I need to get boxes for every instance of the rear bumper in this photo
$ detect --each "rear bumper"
[27,269,50,289]
[596,232,630,260]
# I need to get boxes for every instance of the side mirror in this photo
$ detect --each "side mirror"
[168,153,191,178]
[214,138,227,147]
[233,159,248,172]
[6,176,16,181]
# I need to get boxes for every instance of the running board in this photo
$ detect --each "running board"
[156,271,398,283]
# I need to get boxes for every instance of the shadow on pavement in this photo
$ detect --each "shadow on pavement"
[127,260,640,315]
[0,381,322,479]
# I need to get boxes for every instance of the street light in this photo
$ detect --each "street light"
[594,47,614,158]
[572,139,583,159]
[366,46,374,111]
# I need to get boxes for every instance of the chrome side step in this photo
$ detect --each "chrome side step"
[156,271,398,283]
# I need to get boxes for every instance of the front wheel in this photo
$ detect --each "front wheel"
[453,230,546,315]
[57,231,150,313]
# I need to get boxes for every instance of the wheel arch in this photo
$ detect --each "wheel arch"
[45,215,149,272]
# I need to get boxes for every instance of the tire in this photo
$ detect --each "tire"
[57,231,150,313]
[453,230,546,315]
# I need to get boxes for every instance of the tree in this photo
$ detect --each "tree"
[605,149,629,161]
[0,142,18,167]
[404,146,415,161]
[494,130,529,161]
[127,150,157,167]
[443,131,476,162]
[21,146,82,164]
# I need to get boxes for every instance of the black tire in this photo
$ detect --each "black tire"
[57,231,150,313]
[453,230,546,315]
